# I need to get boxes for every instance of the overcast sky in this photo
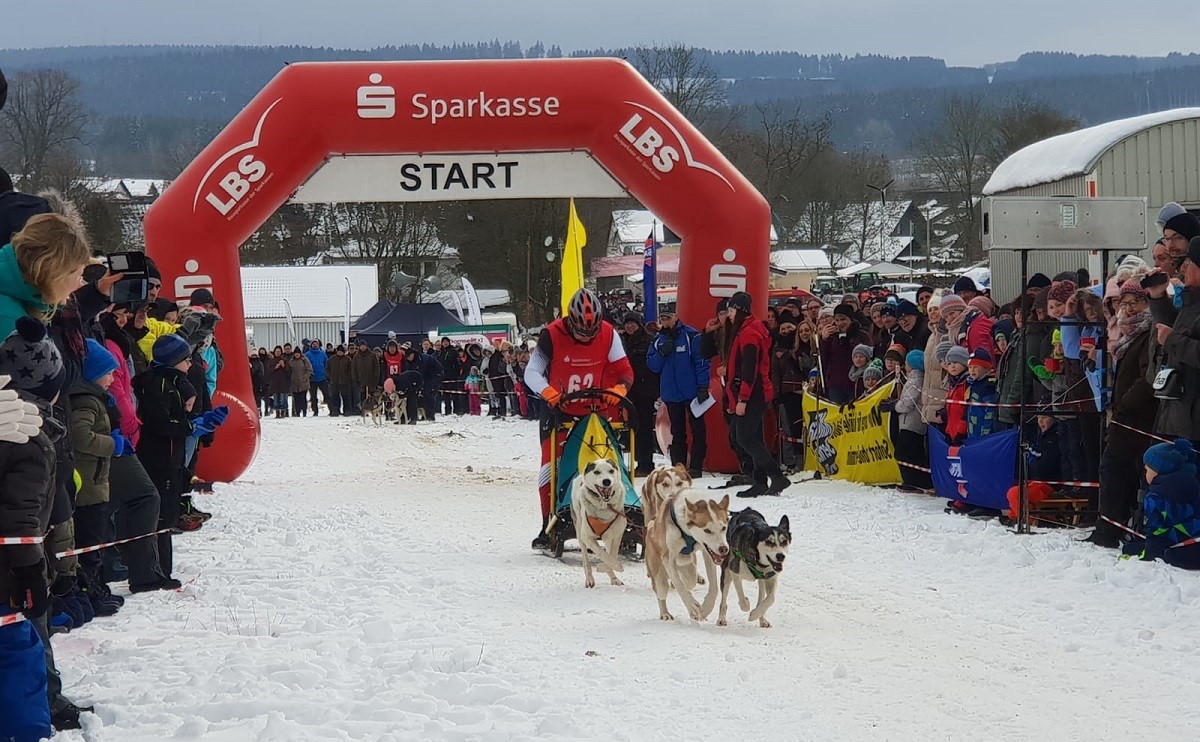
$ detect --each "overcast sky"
[2,0,1195,67]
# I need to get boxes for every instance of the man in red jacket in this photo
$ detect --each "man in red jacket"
[524,288,634,548]
[724,291,790,498]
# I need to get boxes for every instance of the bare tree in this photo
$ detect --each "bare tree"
[629,44,725,125]
[985,98,1079,172]
[324,202,451,301]
[914,94,994,264]
[0,69,87,188]
[241,203,334,267]
[845,151,894,263]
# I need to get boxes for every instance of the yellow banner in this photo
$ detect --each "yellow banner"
[802,381,901,485]
[560,197,586,315]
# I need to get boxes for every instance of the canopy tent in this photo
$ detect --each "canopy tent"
[350,300,463,349]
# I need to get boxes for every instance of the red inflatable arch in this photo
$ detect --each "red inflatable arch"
[144,59,770,482]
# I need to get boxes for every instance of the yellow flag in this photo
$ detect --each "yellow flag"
[560,198,586,315]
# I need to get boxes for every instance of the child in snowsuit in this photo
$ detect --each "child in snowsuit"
[465,366,483,416]
[68,339,128,596]
[964,348,998,440]
[0,317,67,742]
[1126,439,1200,569]
[133,334,226,579]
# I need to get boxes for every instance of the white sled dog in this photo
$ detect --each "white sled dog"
[569,459,628,589]
[643,491,730,621]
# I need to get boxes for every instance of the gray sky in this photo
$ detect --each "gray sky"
[2,0,1195,67]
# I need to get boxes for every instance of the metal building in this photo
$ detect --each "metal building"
[981,107,1200,301]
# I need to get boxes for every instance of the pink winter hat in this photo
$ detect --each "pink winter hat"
[938,293,967,312]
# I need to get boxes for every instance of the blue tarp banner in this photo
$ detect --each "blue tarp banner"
[928,427,1018,510]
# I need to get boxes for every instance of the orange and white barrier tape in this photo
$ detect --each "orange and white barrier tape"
[1032,480,1099,489]
[0,535,45,546]
[55,527,173,559]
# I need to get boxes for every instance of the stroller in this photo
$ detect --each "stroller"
[547,389,644,560]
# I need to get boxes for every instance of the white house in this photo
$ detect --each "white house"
[241,265,379,351]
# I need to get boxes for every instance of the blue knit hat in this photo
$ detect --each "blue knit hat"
[905,349,924,372]
[82,339,119,383]
[1144,439,1197,476]
[152,333,192,367]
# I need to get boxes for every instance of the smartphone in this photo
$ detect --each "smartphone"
[107,252,147,277]
[110,278,148,304]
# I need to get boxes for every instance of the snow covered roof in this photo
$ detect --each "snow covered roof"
[984,108,1200,195]
[240,265,380,319]
[770,249,831,272]
[836,260,919,279]
[611,209,777,246]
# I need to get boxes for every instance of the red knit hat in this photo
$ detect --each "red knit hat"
[1118,278,1148,301]
[1047,280,1077,304]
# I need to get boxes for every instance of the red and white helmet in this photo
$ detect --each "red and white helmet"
[566,288,603,340]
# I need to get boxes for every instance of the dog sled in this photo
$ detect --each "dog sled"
[547,389,644,560]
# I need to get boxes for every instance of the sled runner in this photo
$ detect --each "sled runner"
[547,389,644,560]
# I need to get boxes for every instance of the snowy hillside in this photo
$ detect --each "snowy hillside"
[52,415,1200,741]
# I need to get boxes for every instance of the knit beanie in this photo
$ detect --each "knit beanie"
[945,345,970,368]
[1118,278,1148,302]
[877,303,897,318]
[1024,273,1052,292]
[82,338,119,383]
[896,299,920,317]
[834,304,856,320]
[1158,202,1188,229]
[852,344,874,362]
[884,343,906,364]
[992,318,1015,343]
[952,276,978,294]
[1053,271,1080,284]
[968,295,996,317]
[1047,280,1077,304]
[968,348,994,370]
[1164,212,1200,242]
[927,293,943,310]
[152,333,192,367]
[935,340,953,364]
[0,316,65,402]
[863,359,884,381]
[938,293,966,312]
[905,349,924,372]
[1144,438,1197,476]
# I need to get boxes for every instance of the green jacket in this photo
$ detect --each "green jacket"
[0,243,53,339]
[69,381,116,507]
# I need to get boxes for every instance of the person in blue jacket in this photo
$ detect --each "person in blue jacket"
[646,308,711,477]
[304,339,330,416]
[1125,439,1200,569]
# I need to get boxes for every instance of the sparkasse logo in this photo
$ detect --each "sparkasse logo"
[615,101,734,192]
[192,98,283,217]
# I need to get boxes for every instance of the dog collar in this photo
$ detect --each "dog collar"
[669,506,697,555]
[733,548,775,580]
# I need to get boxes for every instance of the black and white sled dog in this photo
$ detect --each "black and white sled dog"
[718,508,790,628]
[569,458,627,589]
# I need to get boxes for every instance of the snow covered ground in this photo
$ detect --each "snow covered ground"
[53,414,1200,741]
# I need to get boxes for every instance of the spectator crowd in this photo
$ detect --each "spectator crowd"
[0,171,235,738]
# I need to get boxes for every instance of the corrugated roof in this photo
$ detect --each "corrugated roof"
[984,108,1200,195]
[240,265,379,319]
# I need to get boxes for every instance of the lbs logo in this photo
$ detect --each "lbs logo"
[192,98,283,216]
[615,102,734,192]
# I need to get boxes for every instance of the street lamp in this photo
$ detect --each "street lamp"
[866,179,894,261]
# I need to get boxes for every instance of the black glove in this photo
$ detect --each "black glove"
[657,338,675,357]
[10,562,49,619]
[696,386,710,403]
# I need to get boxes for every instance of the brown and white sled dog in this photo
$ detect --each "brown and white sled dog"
[639,464,692,521]
[569,459,628,589]
[644,492,730,621]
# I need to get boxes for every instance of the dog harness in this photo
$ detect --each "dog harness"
[733,549,775,580]
[586,514,615,537]
[669,506,697,555]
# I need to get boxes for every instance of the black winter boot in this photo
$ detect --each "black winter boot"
[531,516,551,549]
